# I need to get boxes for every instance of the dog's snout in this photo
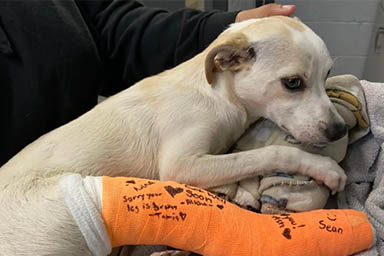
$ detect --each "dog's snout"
[324,123,348,141]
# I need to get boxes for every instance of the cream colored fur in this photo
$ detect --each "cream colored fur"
[0,16,347,255]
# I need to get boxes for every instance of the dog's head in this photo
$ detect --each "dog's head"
[205,16,346,146]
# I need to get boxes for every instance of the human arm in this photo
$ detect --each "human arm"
[76,0,238,95]
[76,1,295,96]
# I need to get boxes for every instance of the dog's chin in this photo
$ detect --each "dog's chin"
[281,126,329,149]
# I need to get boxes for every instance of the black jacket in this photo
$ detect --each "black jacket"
[0,0,237,166]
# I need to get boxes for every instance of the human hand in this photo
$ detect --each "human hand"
[235,3,296,22]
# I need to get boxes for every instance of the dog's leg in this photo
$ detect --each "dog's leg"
[0,174,93,255]
[160,141,346,195]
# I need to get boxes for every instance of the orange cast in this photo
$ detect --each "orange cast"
[102,176,373,256]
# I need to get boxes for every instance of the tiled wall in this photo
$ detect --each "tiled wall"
[275,0,384,82]
[186,0,205,11]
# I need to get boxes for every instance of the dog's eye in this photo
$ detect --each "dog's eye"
[281,77,303,90]
[326,69,331,80]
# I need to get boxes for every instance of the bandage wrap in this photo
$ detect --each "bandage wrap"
[59,174,111,256]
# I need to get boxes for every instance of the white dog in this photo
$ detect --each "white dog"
[0,16,347,255]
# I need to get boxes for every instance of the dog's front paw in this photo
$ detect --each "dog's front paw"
[299,154,347,195]
[232,186,260,211]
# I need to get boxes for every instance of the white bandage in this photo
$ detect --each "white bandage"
[59,174,111,256]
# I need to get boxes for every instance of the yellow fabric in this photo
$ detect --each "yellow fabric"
[327,89,369,128]
[102,176,373,256]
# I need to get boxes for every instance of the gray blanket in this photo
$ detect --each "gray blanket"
[337,80,384,256]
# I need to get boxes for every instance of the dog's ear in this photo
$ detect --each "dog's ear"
[205,33,256,85]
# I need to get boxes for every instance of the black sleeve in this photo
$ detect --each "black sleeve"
[76,0,238,95]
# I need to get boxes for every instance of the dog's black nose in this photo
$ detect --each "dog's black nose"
[324,123,348,141]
